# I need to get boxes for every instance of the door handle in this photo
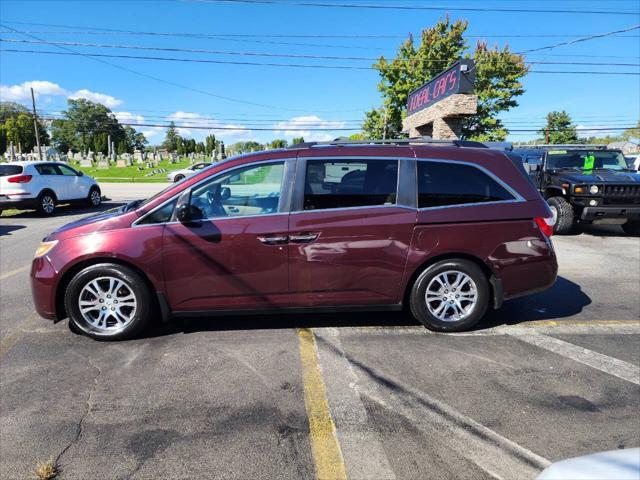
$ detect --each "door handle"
[289,233,319,243]
[257,235,289,245]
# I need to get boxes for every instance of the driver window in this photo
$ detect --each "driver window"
[189,162,284,220]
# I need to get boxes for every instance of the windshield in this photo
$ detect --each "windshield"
[546,150,629,171]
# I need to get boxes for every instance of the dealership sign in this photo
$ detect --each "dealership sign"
[407,59,476,115]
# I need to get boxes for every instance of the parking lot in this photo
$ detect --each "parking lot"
[1,189,639,479]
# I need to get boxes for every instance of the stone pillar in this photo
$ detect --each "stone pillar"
[403,93,477,140]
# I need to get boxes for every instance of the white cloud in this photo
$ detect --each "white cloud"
[0,80,66,102]
[577,125,619,138]
[274,115,346,142]
[0,80,123,108]
[114,111,145,124]
[68,89,122,108]
[167,111,255,142]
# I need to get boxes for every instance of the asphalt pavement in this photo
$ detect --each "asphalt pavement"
[1,192,639,480]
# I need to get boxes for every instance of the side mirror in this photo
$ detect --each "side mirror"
[176,203,191,223]
[77,171,84,177]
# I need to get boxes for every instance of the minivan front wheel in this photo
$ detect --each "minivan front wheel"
[410,259,489,332]
[64,263,152,340]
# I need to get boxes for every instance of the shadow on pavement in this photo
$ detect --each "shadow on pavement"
[570,224,636,238]
[482,275,592,329]
[143,276,591,338]
[0,224,26,236]
[0,201,127,221]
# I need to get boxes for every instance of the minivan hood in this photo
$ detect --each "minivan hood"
[47,206,136,241]
[556,170,640,184]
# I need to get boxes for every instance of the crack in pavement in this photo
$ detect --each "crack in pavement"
[54,352,102,475]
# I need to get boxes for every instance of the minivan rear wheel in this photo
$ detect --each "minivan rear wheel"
[409,259,489,332]
[64,263,152,340]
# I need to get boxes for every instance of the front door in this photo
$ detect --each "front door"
[288,157,415,307]
[162,160,291,313]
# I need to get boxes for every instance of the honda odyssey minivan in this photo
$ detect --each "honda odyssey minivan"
[31,139,558,340]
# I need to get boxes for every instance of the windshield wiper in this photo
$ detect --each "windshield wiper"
[124,199,143,212]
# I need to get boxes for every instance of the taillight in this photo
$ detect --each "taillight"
[7,175,32,184]
[534,216,554,237]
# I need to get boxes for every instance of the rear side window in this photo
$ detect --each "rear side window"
[418,161,515,208]
[0,165,23,177]
[304,159,398,210]
[35,164,60,175]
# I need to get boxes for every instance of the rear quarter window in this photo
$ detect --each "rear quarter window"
[418,161,516,208]
[0,165,23,177]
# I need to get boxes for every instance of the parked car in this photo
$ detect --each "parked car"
[31,139,557,340]
[0,161,101,216]
[166,162,212,182]
[536,448,640,480]
[515,145,640,235]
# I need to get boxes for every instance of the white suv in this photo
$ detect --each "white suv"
[0,161,101,216]
[167,162,212,183]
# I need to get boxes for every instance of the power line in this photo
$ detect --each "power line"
[192,0,639,16]
[0,24,362,113]
[519,24,640,54]
[4,48,640,74]
[3,38,639,67]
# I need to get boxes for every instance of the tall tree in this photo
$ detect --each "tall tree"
[124,126,148,152]
[539,111,578,144]
[204,134,217,155]
[162,121,179,152]
[362,17,528,141]
[50,98,125,153]
[291,136,305,145]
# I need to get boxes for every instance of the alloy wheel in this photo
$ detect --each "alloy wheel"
[90,189,101,206]
[424,271,478,322]
[41,196,55,214]
[78,276,137,331]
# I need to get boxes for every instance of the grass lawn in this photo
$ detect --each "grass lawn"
[72,157,196,183]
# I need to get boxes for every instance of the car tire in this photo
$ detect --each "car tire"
[37,191,56,216]
[64,263,153,341]
[409,259,489,332]
[547,196,574,234]
[174,174,185,183]
[621,221,640,236]
[87,186,102,208]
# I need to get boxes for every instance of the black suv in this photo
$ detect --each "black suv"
[516,145,640,235]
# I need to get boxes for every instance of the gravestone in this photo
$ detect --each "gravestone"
[79,155,92,168]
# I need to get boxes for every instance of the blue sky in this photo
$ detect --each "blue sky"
[0,0,638,145]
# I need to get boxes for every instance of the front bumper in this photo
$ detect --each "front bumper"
[580,206,640,222]
[30,256,59,320]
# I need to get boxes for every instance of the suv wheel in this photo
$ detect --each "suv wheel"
[174,174,185,182]
[409,259,489,332]
[64,263,153,340]
[88,186,102,207]
[547,196,574,234]
[622,221,640,236]
[37,191,56,216]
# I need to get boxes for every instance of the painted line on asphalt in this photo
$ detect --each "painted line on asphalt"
[0,264,30,281]
[314,328,396,480]
[297,328,347,480]
[315,327,550,478]
[511,332,640,385]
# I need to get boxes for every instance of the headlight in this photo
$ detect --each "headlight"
[589,185,599,194]
[34,240,58,258]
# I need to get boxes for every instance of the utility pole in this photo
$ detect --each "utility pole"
[30,88,43,160]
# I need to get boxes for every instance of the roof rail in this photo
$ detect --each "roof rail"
[517,144,608,150]
[286,137,488,149]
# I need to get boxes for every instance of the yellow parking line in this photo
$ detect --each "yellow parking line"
[298,328,347,480]
[0,264,30,281]
[523,319,640,328]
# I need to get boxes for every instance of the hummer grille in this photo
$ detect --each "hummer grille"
[603,184,640,205]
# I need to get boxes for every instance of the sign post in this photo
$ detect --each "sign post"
[402,59,477,140]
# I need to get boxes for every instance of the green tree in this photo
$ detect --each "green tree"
[268,139,288,149]
[124,126,147,153]
[0,102,50,154]
[205,134,217,155]
[622,121,640,141]
[539,111,578,144]
[228,141,263,154]
[162,121,179,152]
[291,136,305,145]
[50,98,125,153]
[362,17,528,141]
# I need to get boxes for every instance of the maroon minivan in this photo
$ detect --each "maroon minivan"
[31,140,557,340]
